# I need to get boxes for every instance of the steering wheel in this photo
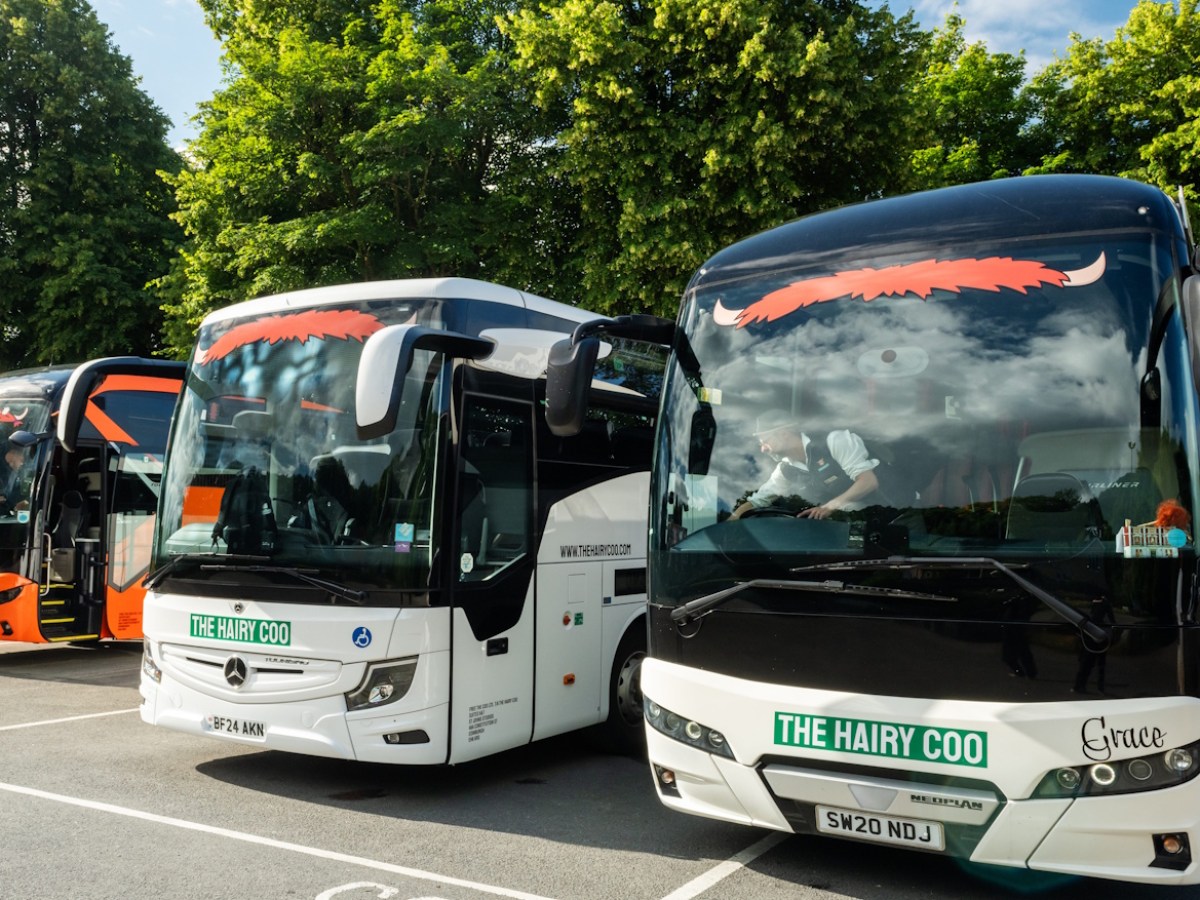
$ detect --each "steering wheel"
[740,506,804,519]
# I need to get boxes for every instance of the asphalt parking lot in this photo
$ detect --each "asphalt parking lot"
[3,641,1198,900]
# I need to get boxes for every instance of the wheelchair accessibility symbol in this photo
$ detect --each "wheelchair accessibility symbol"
[352,626,372,648]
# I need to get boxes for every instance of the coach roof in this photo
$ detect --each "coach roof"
[200,277,593,327]
[690,174,1187,292]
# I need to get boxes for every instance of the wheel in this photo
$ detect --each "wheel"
[596,624,646,757]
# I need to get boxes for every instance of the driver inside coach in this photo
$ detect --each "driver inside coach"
[0,427,32,516]
[728,410,891,520]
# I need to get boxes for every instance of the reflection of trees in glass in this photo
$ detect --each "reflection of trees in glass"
[587,338,668,431]
[593,338,667,398]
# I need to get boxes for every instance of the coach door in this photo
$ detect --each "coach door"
[80,374,181,639]
[447,393,536,763]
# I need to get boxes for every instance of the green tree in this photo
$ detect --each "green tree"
[502,0,927,317]
[0,0,182,367]
[908,14,1037,190]
[1027,0,1200,201]
[160,0,572,355]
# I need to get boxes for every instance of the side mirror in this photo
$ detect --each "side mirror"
[545,337,601,437]
[356,325,493,440]
[7,429,48,449]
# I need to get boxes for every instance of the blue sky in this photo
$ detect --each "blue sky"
[91,0,1147,148]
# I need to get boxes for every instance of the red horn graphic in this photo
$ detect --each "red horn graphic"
[713,253,1107,327]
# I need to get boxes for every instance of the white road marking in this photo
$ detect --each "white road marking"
[2,712,786,900]
[657,831,789,900]
[0,707,139,731]
[315,883,401,899]
[0,781,558,900]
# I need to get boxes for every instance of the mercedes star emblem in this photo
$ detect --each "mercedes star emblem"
[223,656,248,688]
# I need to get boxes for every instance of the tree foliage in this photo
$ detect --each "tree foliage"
[159,0,572,355]
[907,14,1039,190]
[154,0,1200,351]
[0,0,182,367]
[502,0,927,317]
[1028,0,1200,202]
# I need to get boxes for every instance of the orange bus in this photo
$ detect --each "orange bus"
[0,357,183,643]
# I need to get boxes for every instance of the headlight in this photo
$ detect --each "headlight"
[141,640,162,684]
[1034,739,1200,798]
[344,658,418,711]
[0,585,22,605]
[645,695,734,758]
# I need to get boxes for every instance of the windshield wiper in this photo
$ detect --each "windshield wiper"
[792,556,1111,646]
[199,563,368,605]
[670,578,956,627]
[144,553,272,590]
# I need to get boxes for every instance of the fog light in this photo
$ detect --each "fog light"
[1153,832,1192,871]
[653,764,680,798]
[383,730,429,745]
[1089,763,1117,786]
[1055,767,1081,791]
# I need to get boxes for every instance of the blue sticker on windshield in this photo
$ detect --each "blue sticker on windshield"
[394,522,413,553]
[352,626,372,649]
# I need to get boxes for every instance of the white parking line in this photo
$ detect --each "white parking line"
[657,832,789,900]
[0,781,558,900]
[0,707,139,731]
[2,748,785,900]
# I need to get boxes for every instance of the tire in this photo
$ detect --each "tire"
[596,624,646,757]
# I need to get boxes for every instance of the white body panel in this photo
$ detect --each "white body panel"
[644,657,1200,884]
[447,600,534,764]
[141,472,649,765]
[534,471,648,740]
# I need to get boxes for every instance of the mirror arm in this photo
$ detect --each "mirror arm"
[571,314,676,348]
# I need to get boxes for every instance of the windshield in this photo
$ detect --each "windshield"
[155,299,446,595]
[653,234,1197,602]
[79,387,178,449]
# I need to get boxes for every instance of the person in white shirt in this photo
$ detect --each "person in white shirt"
[729,410,882,520]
